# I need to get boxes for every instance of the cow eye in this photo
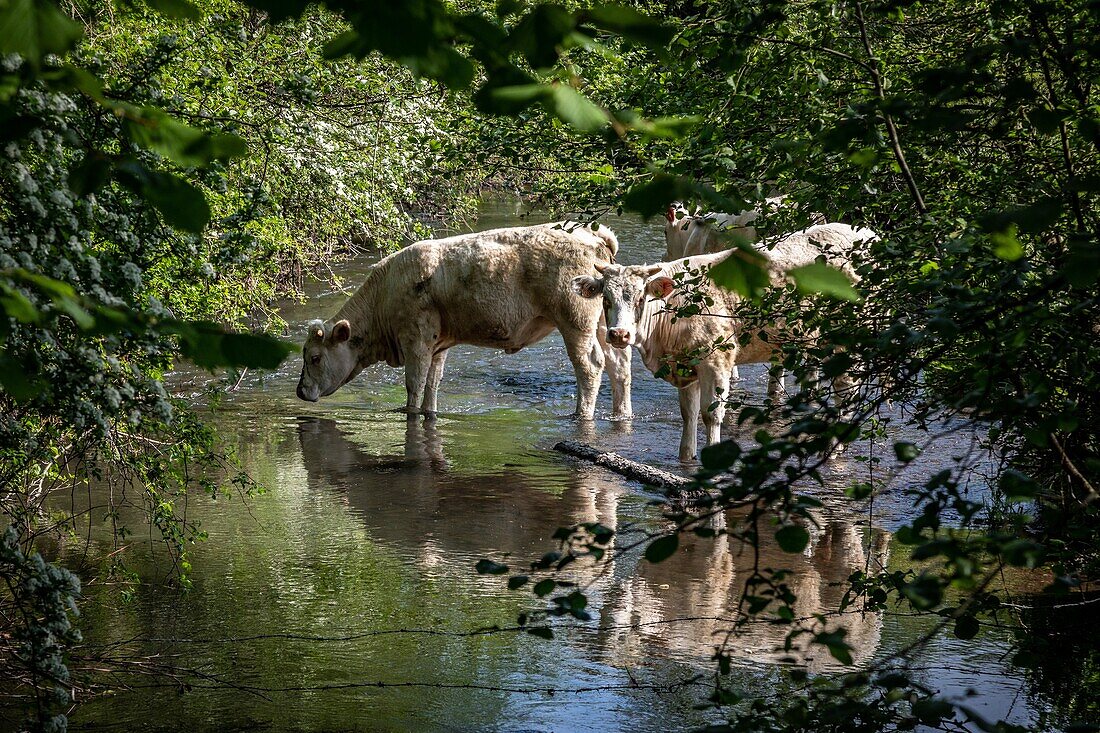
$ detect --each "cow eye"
[310,354,321,365]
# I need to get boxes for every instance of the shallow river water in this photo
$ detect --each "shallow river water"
[58,201,1078,731]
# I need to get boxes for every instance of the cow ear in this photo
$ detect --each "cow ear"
[306,319,325,341]
[571,275,603,299]
[665,205,676,223]
[331,319,352,343]
[646,276,675,299]
[641,264,664,277]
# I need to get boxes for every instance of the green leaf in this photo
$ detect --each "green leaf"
[813,630,853,665]
[0,0,83,68]
[621,173,689,217]
[1063,240,1100,288]
[218,332,295,370]
[51,294,94,329]
[707,249,771,299]
[475,559,509,575]
[479,83,551,115]
[407,46,476,89]
[893,441,920,462]
[116,163,211,233]
[788,262,860,302]
[121,106,247,168]
[0,352,43,401]
[775,525,810,553]
[68,155,111,196]
[953,614,980,640]
[507,575,529,590]
[700,439,740,470]
[979,200,1062,234]
[1001,539,1044,568]
[549,84,607,131]
[533,578,556,596]
[644,534,678,564]
[583,4,673,47]
[998,469,1038,500]
[989,225,1024,261]
[510,4,576,69]
[0,284,41,323]
[142,0,201,19]
[912,699,954,725]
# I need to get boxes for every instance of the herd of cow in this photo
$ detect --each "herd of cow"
[296,202,879,460]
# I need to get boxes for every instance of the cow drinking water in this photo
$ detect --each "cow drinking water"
[297,223,632,419]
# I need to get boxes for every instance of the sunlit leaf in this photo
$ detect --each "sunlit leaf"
[989,225,1024,261]
[707,250,770,298]
[789,262,861,302]
[549,84,607,131]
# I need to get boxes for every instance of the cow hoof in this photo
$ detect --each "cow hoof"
[561,412,596,421]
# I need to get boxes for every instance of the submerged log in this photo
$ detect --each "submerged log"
[553,440,694,493]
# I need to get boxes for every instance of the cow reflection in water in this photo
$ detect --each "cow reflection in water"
[601,513,891,670]
[296,417,626,568]
[297,417,888,669]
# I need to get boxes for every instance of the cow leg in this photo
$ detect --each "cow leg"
[562,327,604,419]
[699,364,732,449]
[402,342,433,417]
[678,381,701,461]
[768,366,786,399]
[422,348,449,415]
[730,365,741,381]
[596,324,632,418]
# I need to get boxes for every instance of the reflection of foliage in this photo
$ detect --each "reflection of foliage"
[1016,594,1100,727]
[476,1,1099,731]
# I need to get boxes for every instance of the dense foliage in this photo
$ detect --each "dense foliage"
[2,0,1097,730]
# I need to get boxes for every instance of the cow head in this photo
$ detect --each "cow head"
[571,263,675,348]
[296,318,361,401]
[665,201,693,227]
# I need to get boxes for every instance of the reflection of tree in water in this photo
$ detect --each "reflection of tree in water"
[1016,593,1100,726]
[601,513,891,671]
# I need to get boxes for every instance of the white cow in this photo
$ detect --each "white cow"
[664,197,794,261]
[573,223,877,459]
[298,223,632,419]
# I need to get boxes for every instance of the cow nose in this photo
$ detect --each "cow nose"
[296,374,317,402]
[607,328,630,347]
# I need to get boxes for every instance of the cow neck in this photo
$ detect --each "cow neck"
[635,293,677,375]
[332,267,393,367]
[635,252,736,377]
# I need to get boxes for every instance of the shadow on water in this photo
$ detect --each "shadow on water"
[53,200,1071,731]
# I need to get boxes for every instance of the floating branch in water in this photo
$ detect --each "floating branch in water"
[553,440,693,492]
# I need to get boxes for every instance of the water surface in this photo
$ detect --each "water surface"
[56,201,1069,731]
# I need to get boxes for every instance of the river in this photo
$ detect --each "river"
[53,200,1083,731]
